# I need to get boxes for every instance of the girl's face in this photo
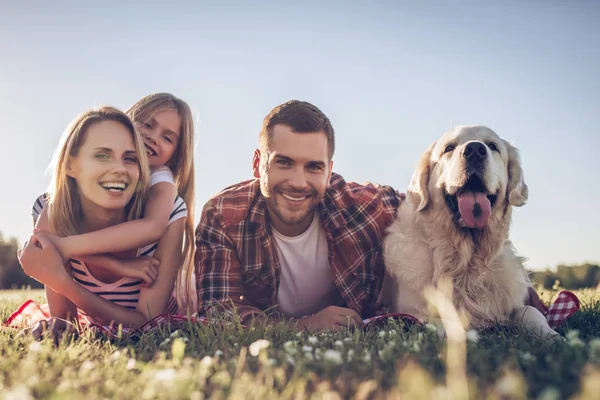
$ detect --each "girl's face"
[137,108,181,169]
[67,120,141,215]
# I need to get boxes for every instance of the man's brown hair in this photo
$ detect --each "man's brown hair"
[259,100,335,159]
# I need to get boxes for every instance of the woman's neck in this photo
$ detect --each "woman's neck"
[79,199,126,233]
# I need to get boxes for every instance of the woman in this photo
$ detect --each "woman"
[17,106,187,337]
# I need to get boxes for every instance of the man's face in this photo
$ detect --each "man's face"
[254,124,333,237]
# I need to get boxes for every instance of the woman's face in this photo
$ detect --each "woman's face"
[67,120,141,215]
[136,108,181,169]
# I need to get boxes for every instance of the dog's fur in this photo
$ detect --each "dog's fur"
[383,126,556,337]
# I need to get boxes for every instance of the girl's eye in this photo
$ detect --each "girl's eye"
[488,142,499,152]
[163,135,173,144]
[443,144,455,154]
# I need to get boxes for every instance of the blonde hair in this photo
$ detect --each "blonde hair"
[126,93,196,315]
[47,107,150,237]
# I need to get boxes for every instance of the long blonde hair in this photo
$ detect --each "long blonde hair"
[47,107,150,237]
[126,93,196,314]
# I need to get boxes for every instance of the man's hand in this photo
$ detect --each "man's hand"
[296,306,364,332]
[114,256,160,287]
[526,286,549,315]
[31,317,79,344]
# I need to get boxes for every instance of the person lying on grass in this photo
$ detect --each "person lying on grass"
[17,106,188,341]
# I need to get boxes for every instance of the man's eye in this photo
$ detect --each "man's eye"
[277,160,290,166]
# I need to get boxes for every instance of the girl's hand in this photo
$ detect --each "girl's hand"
[117,256,160,287]
[18,233,71,292]
[33,228,68,259]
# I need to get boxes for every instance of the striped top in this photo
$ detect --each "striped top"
[32,193,187,311]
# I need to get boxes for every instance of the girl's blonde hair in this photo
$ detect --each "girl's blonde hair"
[47,107,150,237]
[126,93,196,315]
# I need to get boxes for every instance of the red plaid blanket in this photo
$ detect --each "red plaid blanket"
[362,290,580,329]
[3,290,580,337]
[3,299,207,338]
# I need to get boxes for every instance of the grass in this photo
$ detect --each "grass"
[1,288,600,399]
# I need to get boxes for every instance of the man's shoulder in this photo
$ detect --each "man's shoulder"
[201,179,263,226]
[327,173,401,207]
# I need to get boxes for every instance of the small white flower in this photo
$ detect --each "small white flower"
[363,351,371,362]
[80,360,95,372]
[28,342,42,353]
[344,337,353,343]
[334,340,343,347]
[307,336,318,344]
[111,350,122,360]
[378,331,386,338]
[566,330,580,341]
[569,337,585,348]
[200,356,213,368]
[466,330,479,343]
[286,355,296,366]
[126,358,136,370]
[214,350,224,357]
[412,342,421,351]
[537,386,561,400]
[588,338,600,360]
[302,345,313,353]
[283,341,297,355]
[520,352,536,363]
[323,349,343,364]
[160,338,172,347]
[267,358,277,366]
[425,322,438,332]
[170,329,181,338]
[155,368,177,382]
[304,352,314,361]
[249,339,270,356]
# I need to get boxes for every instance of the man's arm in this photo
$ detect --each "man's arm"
[195,204,267,324]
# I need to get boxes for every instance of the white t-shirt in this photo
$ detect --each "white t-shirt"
[150,166,175,187]
[274,212,336,317]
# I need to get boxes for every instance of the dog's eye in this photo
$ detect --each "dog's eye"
[488,142,499,152]
[443,144,455,154]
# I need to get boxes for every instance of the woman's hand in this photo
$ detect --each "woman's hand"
[31,317,79,344]
[18,233,71,292]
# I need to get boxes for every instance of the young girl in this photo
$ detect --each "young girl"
[17,106,187,332]
[37,93,197,314]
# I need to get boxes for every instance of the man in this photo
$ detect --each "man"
[194,100,403,330]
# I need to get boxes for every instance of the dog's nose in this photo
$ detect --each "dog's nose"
[463,142,487,161]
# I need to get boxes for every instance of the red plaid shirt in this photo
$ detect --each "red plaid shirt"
[195,173,402,324]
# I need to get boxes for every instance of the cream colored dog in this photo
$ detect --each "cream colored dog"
[383,126,556,338]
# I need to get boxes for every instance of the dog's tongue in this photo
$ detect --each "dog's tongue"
[457,191,491,229]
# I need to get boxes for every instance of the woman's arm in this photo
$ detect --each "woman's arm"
[19,218,185,329]
[56,182,177,257]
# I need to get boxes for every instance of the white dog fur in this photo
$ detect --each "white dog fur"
[383,126,556,338]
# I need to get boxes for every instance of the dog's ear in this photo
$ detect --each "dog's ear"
[505,140,528,207]
[408,142,435,211]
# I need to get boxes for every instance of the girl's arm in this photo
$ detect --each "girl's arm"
[20,217,185,328]
[57,182,177,258]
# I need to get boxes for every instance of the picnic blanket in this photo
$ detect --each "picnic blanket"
[3,290,580,338]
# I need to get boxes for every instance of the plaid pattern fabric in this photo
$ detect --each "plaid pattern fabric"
[195,173,402,324]
[2,298,201,338]
[545,290,580,329]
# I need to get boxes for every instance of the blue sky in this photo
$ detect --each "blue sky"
[1,1,598,270]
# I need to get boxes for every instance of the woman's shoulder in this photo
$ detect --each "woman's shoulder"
[32,193,49,222]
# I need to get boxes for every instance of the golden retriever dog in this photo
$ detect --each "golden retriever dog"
[383,126,556,338]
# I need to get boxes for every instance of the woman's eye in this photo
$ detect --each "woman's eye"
[95,153,109,160]
[443,145,455,154]
[488,142,499,152]
[124,156,138,164]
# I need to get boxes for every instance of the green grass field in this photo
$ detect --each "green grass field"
[1,288,599,399]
